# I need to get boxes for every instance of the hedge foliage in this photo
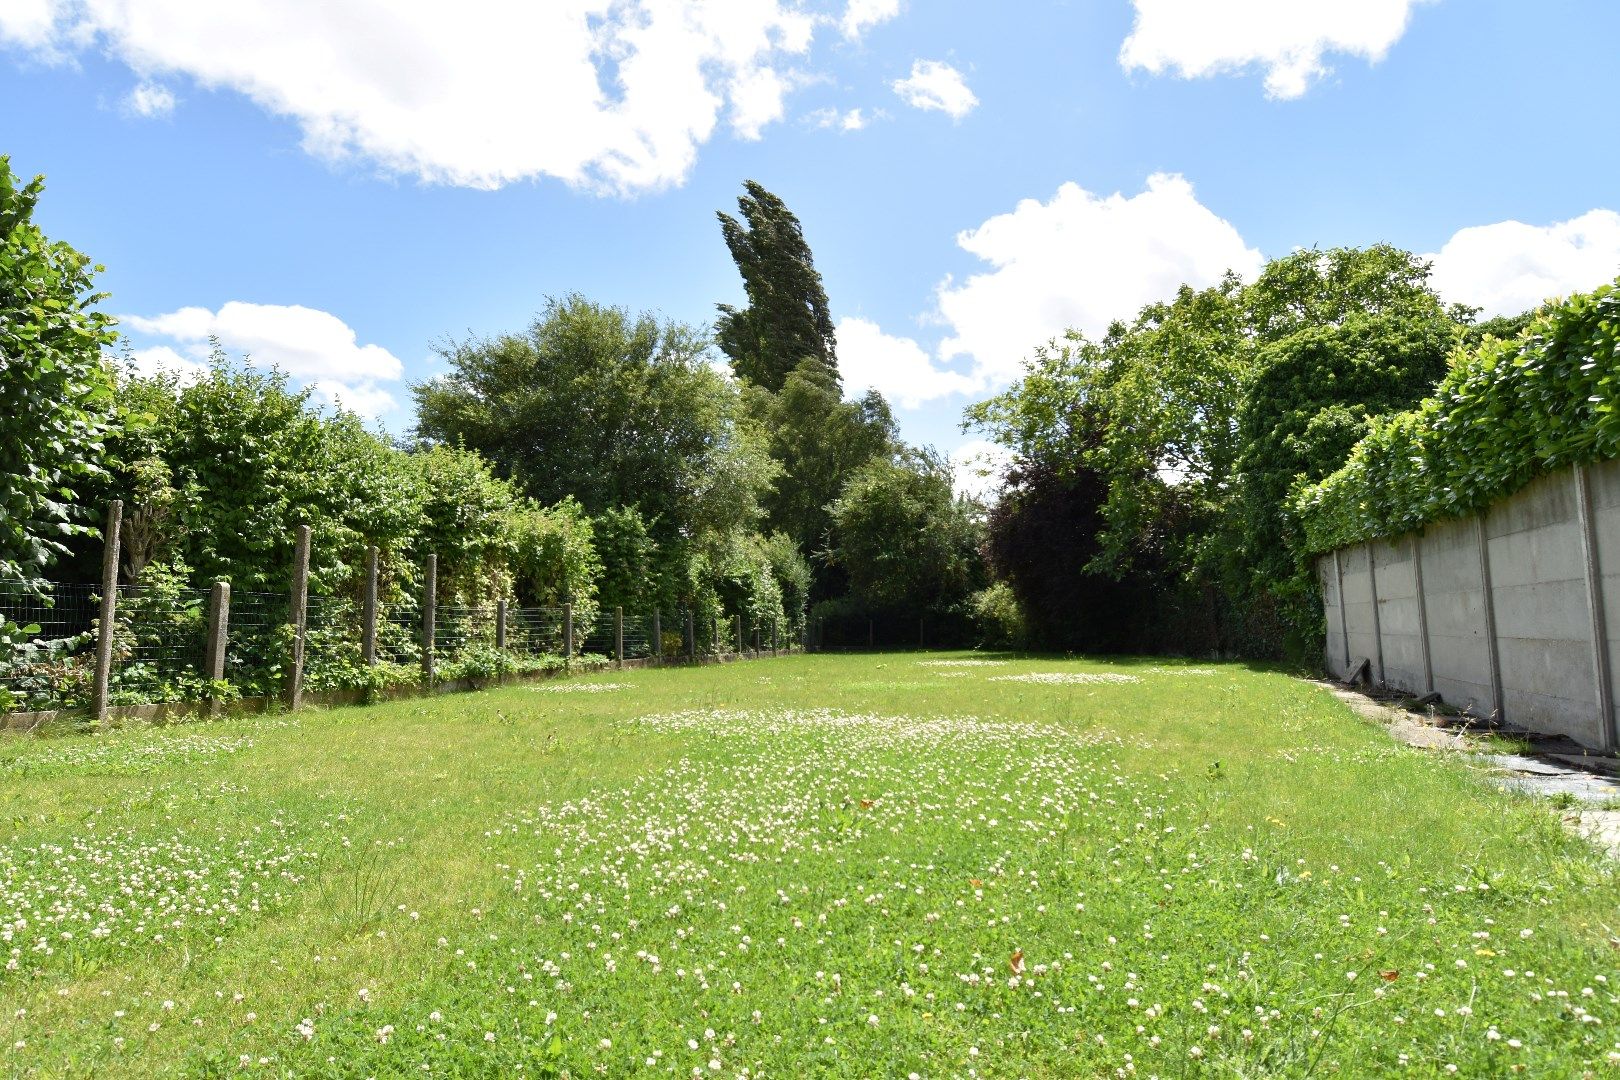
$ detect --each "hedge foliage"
[1296,276,1620,553]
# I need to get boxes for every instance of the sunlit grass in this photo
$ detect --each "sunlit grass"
[1,653,1615,1077]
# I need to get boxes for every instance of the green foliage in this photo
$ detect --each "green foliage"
[827,449,984,617]
[0,158,117,595]
[101,356,421,599]
[1232,312,1456,643]
[715,180,838,393]
[1297,278,1620,552]
[506,497,600,613]
[757,531,812,634]
[413,294,773,558]
[968,581,1029,649]
[592,505,657,614]
[747,358,896,570]
[967,245,1463,658]
[408,444,515,604]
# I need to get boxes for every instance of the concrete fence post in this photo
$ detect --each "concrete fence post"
[205,580,230,716]
[712,615,719,657]
[495,599,508,652]
[361,544,379,666]
[1366,542,1385,687]
[736,615,744,657]
[1332,548,1349,676]
[1475,514,1505,721]
[652,610,662,662]
[91,500,123,726]
[1574,464,1616,750]
[615,606,624,668]
[1412,535,1435,696]
[287,524,312,710]
[563,602,574,663]
[685,609,695,660]
[421,554,437,686]
[919,616,926,650]
[771,616,778,656]
[868,618,874,650]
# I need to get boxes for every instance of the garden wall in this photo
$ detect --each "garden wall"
[1318,459,1619,752]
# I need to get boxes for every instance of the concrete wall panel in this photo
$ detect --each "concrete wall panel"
[1594,458,1620,746]
[1339,544,1378,674]
[1320,462,1619,751]
[1318,556,1347,680]
[1372,539,1426,694]
[1417,515,1494,715]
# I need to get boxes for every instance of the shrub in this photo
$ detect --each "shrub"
[1296,278,1620,552]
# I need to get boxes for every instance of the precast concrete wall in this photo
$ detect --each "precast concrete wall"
[1319,459,1618,752]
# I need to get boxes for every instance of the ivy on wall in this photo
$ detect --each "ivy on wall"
[1296,277,1620,553]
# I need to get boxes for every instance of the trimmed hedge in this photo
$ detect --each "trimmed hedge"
[1296,276,1620,553]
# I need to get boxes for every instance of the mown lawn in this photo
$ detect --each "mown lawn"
[1,653,1616,1078]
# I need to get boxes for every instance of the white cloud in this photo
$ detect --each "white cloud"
[936,173,1262,387]
[837,316,975,409]
[309,380,400,419]
[948,439,1011,502]
[840,0,901,40]
[892,59,977,119]
[127,344,207,382]
[123,81,175,118]
[0,0,57,49]
[1426,208,1620,317]
[121,301,404,418]
[1,0,825,194]
[809,105,870,131]
[1119,0,1427,99]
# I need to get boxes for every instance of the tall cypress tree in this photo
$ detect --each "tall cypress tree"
[715,181,838,392]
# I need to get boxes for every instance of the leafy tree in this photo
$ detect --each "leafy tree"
[0,158,117,593]
[592,505,657,614]
[413,295,776,559]
[981,459,1158,653]
[758,531,812,635]
[748,357,896,575]
[407,444,517,603]
[715,181,838,392]
[1230,313,1457,646]
[1298,276,1620,553]
[967,245,1462,658]
[826,449,984,617]
[505,497,600,613]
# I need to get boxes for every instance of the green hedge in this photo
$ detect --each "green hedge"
[1296,276,1620,553]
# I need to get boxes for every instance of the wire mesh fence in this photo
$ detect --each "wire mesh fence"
[508,606,566,657]
[0,580,101,711]
[105,583,211,704]
[224,591,287,699]
[434,605,498,662]
[4,571,796,715]
[377,595,424,669]
[620,614,653,659]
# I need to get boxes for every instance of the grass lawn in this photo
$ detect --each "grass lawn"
[2,653,1616,1078]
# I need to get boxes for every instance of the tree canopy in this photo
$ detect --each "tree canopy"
[968,245,1468,657]
[0,157,117,593]
[715,180,839,393]
[413,293,777,551]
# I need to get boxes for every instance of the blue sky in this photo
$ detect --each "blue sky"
[4,0,1619,494]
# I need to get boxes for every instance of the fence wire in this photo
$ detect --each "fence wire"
[508,606,565,657]
[0,581,101,711]
[377,595,424,669]
[224,591,287,699]
[5,573,793,713]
